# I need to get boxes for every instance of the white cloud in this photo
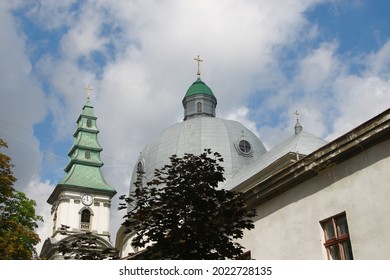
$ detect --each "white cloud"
[59,5,109,60]
[24,177,54,253]
[365,39,390,77]
[297,42,340,93]
[330,74,390,140]
[25,0,77,30]
[0,2,46,187]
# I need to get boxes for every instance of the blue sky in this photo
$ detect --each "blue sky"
[1,0,389,252]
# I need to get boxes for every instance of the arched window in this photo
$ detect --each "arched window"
[87,119,92,128]
[80,209,91,230]
[136,161,144,186]
[137,161,144,172]
[85,150,91,159]
[197,102,202,113]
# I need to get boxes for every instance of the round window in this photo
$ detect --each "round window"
[238,139,252,155]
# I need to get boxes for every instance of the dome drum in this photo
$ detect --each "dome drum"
[183,95,217,120]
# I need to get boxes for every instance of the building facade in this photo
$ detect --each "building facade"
[239,109,390,259]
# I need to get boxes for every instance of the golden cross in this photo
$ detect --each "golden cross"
[85,84,93,100]
[294,110,300,121]
[194,55,203,78]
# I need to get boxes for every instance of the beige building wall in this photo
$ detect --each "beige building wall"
[241,139,390,259]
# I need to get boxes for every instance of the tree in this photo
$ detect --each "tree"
[120,149,256,259]
[0,139,15,204]
[57,225,118,260]
[0,138,43,259]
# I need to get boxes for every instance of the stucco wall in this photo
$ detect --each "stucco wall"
[240,139,390,259]
[52,191,112,241]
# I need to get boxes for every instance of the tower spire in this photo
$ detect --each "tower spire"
[194,55,203,78]
[41,88,116,259]
[294,110,303,135]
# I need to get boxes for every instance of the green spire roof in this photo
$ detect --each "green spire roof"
[185,78,215,97]
[57,100,115,194]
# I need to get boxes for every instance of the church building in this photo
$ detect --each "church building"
[115,57,390,260]
[40,91,117,259]
[40,58,390,260]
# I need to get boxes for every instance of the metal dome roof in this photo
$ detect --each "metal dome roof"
[224,129,327,190]
[129,116,267,193]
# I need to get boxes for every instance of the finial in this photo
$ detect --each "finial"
[194,55,203,78]
[294,110,303,135]
[85,84,93,101]
[294,110,300,121]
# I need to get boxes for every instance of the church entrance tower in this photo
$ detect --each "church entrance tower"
[40,92,116,259]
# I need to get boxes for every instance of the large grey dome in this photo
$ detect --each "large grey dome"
[129,116,267,192]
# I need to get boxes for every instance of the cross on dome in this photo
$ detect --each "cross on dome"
[294,110,300,121]
[194,55,203,78]
[85,84,93,100]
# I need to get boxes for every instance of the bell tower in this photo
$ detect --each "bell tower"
[40,90,116,259]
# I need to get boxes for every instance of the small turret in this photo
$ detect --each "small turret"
[182,55,217,120]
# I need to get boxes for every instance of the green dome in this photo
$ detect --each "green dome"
[185,78,214,97]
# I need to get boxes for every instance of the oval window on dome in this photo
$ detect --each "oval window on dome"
[236,139,252,156]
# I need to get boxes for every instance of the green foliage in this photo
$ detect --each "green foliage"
[121,149,255,259]
[0,138,43,259]
[0,139,16,204]
[58,225,118,260]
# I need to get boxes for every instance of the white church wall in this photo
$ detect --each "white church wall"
[50,191,112,240]
[240,138,390,259]
[93,195,112,236]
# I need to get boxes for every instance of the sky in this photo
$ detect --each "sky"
[1,0,389,254]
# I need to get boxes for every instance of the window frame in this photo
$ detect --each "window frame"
[320,212,353,260]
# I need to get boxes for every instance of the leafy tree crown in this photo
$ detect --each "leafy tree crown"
[120,149,255,259]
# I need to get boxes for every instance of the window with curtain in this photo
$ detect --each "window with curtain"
[320,212,353,260]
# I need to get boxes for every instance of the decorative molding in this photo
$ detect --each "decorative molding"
[59,198,70,203]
